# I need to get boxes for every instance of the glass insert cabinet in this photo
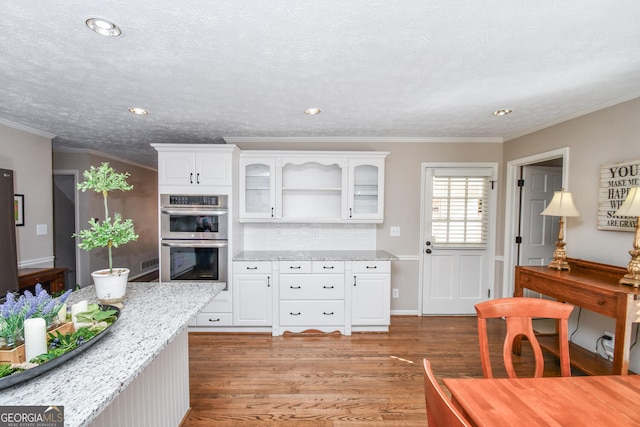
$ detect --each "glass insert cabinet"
[239,152,388,223]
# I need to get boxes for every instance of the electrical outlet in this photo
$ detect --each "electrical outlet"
[392,288,399,298]
[603,331,615,357]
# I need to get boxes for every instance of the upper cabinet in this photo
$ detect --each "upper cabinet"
[347,158,385,221]
[153,144,239,188]
[239,157,277,219]
[239,151,388,223]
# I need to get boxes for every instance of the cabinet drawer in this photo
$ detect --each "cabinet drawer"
[280,301,345,326]
[352,260,390,274]
[233,261,272,274]
[280,275,344,299]
[312,260,344,274]
[195,312,233,326]
[279,260,312,273]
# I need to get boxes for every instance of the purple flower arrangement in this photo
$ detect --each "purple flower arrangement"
[0,284,72,348]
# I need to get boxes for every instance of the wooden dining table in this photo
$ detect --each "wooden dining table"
[443,375,640,426]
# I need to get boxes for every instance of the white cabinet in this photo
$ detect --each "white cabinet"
[154,145,237,187]
[239,151,387,223]
[276,260,346,334]
[346,158,385,221]
[239,157,277,219]
[233,261,273,326]
[351,260,391,326]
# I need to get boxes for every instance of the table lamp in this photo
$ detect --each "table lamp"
[540,189,580,270]
[614,186,640,287]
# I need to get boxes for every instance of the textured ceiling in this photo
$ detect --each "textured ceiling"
[2,1,640,168]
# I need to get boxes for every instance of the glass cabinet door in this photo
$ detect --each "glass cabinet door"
[348,158,385,220]
[240,158,276,219]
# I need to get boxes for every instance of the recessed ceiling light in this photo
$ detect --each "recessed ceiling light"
[129,107,148,115]
[493,109,513,116]
[86,18,122,37]
[305,108,321,115]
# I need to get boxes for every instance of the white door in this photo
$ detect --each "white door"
[519,166,562,266]
[421,166,496,315]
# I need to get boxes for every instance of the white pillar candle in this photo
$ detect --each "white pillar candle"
[71,300,88,328]
[57,303,67,323]
[24,318,47,362]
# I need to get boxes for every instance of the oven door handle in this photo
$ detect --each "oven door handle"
[160,208,228,216]
[161,240,228,248]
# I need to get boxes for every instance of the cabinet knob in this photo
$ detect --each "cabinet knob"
[425,249,432,254]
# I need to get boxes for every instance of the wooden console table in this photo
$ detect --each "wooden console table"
[18,267,67,295]
[514,258,640,375]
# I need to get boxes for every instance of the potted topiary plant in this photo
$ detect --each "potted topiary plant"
[74,162,138,306]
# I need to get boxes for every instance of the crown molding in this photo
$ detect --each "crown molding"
[0,118,56,139]
[224,136,504,144]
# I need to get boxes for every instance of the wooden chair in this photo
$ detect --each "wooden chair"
[422,359,471,427]
[475,297,574,378]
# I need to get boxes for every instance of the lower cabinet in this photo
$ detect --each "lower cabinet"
[276,260,346,334]
[351,261,391,326]
[228,258,391,335]
[233,261,273,326]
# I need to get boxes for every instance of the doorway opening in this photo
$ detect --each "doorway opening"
[53,170,79,290]
[502,148,569,298]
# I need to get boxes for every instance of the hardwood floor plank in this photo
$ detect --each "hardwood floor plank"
[185,315,565,426]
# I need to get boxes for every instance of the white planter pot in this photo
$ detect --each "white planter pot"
[91,268,129,305]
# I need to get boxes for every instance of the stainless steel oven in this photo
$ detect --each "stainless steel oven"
[160,194,228,240]
[160,194,228,284]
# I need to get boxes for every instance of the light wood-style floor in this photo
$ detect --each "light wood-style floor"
[184,316,565,426]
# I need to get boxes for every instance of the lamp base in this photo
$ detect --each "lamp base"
[547,241,570,271]
[619,248,640,288]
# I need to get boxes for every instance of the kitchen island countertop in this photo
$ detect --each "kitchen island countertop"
[233,250,398,262]
[0,281,223,426]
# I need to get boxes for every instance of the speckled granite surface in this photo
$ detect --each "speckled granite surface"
[233,250,398,261]
[0,282,223,427]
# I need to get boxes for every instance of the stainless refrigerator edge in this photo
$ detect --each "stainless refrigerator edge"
[1,168,19,296]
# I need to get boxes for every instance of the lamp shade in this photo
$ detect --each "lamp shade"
[615,187,640,217]
[540,190,581,217]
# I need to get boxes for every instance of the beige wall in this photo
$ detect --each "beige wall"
[503,96,640,372]
[54,151,159,287]
[0,124,54,268]
[236,140,503,312]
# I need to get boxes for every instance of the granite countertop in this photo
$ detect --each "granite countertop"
[233,250,398,261]
[0,282,223,427]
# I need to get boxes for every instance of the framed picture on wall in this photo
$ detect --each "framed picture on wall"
[14,194,24,226]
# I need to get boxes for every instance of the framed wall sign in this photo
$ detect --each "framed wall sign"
[14,194,24,226]
[598,159,640,231]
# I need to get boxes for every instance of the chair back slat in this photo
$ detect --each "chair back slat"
[475,297,573,378]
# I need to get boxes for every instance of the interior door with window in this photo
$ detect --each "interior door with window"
[421,167,495,315]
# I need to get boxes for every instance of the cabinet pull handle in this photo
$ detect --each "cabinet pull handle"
[323,266,334,269]
[290,312,301,316]
[366,265,378,269]
[323,285,334,289]
[208,318,221,323]
[290,266,302,270]
[267,276,271,287]
[190,172,194,184]
[349,207,353,218]
[246,266,258,270]
[197,172,200,184]
[271,207,274,217]
[323,312,334,316]
[353,275,357,286]
[290,285,301,289]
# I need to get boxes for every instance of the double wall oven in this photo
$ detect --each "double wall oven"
[160,194,228,285]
